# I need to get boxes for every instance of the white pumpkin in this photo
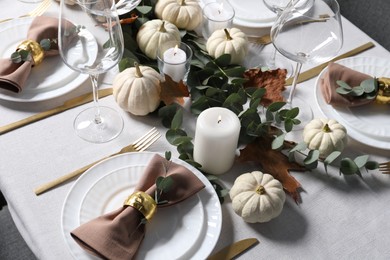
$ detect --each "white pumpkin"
[303,118,348,158]
[230,171,286,223]
[206,28,248,65]
[113,63,162,116]
[155,0,202,31]
[136,19,181,59]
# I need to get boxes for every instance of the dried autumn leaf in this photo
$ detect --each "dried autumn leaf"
[160,74,190,105]
[120,13,138,25]
[243,68,287,107]
[236,135,306,203]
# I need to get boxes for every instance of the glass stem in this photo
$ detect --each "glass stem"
[287,62,302,104]
[269,49,277,68]
[90,74,102,124]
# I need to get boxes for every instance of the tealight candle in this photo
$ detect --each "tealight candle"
[202,2,235,39]
[193,107,240,175]
[157,42,193,83]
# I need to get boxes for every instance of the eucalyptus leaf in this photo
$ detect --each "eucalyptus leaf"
[267,101,286,112]
[336,87,352,95]
[336,80,352,90]
[304,149,320,165]
[350,86,364,96]
[156,176,174,193]
[214,54,231,67]
[286,107,299,119]
[284,118,293,132]
[290,141,307,152]
[361,78,376,93]
[272,133,286,150]
[136,5,153,14]
[165,151,172,161]
[39,39,51,51]
[354,155,369,168]
[171,108,183,130]
[166,128,187,145]
[365,161,379,170]
[339,158,359,175]
[10,52,21,63]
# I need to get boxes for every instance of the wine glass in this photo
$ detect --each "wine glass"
[271,0,343,129]
[250,0,314,75]
[59,0,124,143]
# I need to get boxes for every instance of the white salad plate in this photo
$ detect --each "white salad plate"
[315,56,390,150]
[62,152,222,260]
[0,17,88,102]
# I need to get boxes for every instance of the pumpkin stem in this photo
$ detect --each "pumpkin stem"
[224,29,233,40]
[159,21,166,33]
[255,185,266,195]
[134,62,143,78]
[322,123,332,133]
[180,0,185,5]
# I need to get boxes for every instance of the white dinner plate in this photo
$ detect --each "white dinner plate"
[62,152,222,260]
[0,17,88,102]
[315,56,390,150]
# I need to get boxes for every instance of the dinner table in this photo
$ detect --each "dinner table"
[1,0,390,259]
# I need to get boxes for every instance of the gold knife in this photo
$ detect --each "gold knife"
[285,41,375,85]
[0,88,113,135]
[207,238,259,260]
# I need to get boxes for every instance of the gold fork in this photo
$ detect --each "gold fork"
[0,0,52,23]
[248,34,272,45]
[34,127,161,195]
[379,162,390,174]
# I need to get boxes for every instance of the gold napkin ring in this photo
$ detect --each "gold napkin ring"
[124,191,157,221]
[376,77,390,104]
[16,40,45,66]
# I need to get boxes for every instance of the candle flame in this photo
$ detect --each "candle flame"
[217,115,222,124]
[173,44,179,56]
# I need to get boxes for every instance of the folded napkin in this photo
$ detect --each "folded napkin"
[320,62,374,107]
[0,16,60,93]
[71,154,205,260]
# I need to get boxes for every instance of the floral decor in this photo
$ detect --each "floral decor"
[117,0,383,203]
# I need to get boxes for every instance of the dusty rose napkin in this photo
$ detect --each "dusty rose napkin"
[0,16,60,93]
[320,62,374,107]
[71,154,205,260]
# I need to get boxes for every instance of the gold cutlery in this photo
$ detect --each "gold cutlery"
[0,88,113,135]
[248,34,272,45]
[379,161,390,174]
[207,238,259,260]
[34,127,161,196]
[285,41,375,85]
[0,0,52,24]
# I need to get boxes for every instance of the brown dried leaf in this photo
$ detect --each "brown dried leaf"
[160,74,190,106]
[243,68,287,107]
[237,134,306,203]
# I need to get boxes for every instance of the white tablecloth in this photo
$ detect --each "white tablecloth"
[1,1,390,259]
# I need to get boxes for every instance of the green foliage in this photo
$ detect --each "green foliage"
[336,78,378,100]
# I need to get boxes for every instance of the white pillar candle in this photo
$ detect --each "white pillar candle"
[162,45,187,82]
[193,107,241,175]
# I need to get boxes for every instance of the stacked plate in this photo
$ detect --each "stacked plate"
[315,56,390,150]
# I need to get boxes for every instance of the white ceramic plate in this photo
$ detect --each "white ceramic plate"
[62,152,222,260]
[0,17,88,102]
[315,56,390,150]
[199,0,276,29]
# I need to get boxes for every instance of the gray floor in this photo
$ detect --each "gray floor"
[0,1,389,259]
[338,0,390,51]
[0,205,36,259]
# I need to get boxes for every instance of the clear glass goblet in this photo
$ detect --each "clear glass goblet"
[271,0,343,129]
[59,0,124,143]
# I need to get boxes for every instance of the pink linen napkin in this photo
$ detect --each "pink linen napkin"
[0,16,60,93]
[320,62,374,107]
[71,154,205,260]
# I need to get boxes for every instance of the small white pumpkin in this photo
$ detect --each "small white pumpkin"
[206,28,248,65]
[155,0,202,31]
[113,63,162,116]
[230,171,286,223]
[136,19,181,59]
[303,118,348,158]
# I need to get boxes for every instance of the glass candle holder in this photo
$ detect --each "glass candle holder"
[157,41,193,83]
[202,1,235,39]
